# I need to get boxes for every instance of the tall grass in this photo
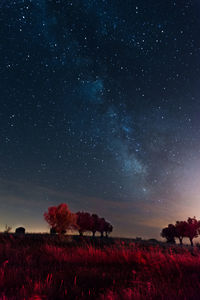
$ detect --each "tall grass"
[0,234,199,299]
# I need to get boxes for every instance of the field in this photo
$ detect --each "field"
[0,234,200,300]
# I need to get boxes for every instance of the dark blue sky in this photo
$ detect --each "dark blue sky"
[1,0,200,238]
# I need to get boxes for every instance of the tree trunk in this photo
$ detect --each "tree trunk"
[179,237,183,245]
[101,232,104,238]
[79,230,83,236]
[190,238,193,246]
[92,231,96,237]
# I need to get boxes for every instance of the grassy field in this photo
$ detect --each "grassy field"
[0,234,199,299]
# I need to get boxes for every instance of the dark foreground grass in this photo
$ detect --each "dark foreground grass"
[0,234,199,299]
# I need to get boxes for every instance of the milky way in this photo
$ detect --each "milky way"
[1,1,200,238]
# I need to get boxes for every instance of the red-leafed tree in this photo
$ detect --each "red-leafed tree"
[185,217,200,246]
[44,203,77,235]
[76,212,94,236]
[175,221,187,245]
[162,217,200,246]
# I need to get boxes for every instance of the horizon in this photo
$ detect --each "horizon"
[1,1,200,240]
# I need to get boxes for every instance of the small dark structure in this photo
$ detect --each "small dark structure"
[50,227,56,235]
[148,238,159,244]
[15,227,25,235]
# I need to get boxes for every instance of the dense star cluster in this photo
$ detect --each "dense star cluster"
[0,0,200,238]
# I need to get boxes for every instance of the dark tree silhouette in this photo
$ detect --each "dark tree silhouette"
[104,221,113,237]
[44,203,77,235]
[4,224,12,234]
[76,212,93,236]
[98,218,106,237]
[161,224,176,243]
[91,214,101,237]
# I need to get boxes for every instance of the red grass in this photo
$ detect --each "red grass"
[0,234,200,299]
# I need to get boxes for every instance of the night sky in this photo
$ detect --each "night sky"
[1,0,200,239]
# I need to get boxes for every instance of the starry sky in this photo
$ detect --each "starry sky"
[1,0,200,239]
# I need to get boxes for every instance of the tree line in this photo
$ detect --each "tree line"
[161,217,200,246]
[44,203,113,237]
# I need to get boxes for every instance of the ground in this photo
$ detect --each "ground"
[0,234,199,299]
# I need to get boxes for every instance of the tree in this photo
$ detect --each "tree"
[44,203,77,235]
[161,224,176,243]
[4,224,12,234]
[104,221,113,237]
[76,212,93,236]
[91,214,101,237]
[98,218,106,237]
[184,217,200,246]
[175,221,187,245]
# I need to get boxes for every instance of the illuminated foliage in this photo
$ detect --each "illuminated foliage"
[44,203,77,235]
[185,217,200,246]
[175,221,187,245]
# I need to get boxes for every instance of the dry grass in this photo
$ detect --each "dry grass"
[0,234,199,299]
